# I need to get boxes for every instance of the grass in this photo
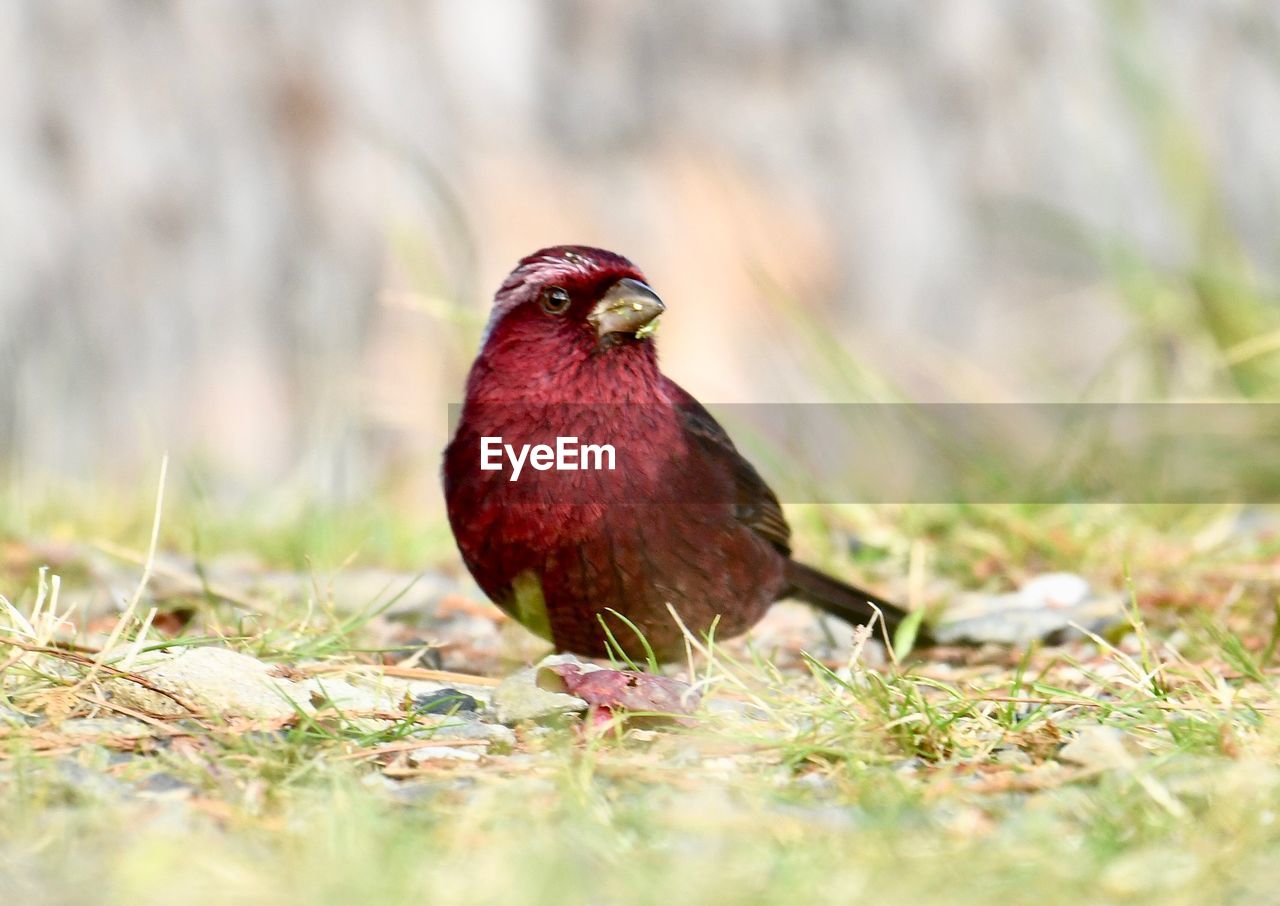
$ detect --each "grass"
[2,491,1279,905]
[9,752,1280,905]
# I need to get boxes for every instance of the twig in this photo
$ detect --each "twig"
[300,663,501,687]
[83,696,196,735]
[332,737,489,762]
[0,637,200,714]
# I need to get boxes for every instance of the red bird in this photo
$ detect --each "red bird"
[444,246,923,660]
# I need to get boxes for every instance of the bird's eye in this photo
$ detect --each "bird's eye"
[540,286,571,315]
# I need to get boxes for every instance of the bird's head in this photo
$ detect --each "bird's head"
[477,246,665,375]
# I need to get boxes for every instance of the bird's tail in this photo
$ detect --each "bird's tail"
[784,560,934,647]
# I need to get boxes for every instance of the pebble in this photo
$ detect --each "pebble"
[58,717,156,739]
[51,760,133,802]
[1057,725,1142,770]
[107,647,399,719]
[932,572,1125,645]
[490,666,588,726]
[992,746,1033,766]
[135,772,198,798]
[413,715,516,746]
[412,688,479,714]
[406,745,483,764]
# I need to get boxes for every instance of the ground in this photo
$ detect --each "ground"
[2,499,1279,905]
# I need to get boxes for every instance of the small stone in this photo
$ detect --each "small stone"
[299,677,396,713]
[412,688,479,715]
[1058,725,1142,770]
[535,653,605,674]
[1020,572,1091,606]
[376,779,440,804]
[993,746,1033,766]
[336,674,493,711]
[136,772,197,798]
[933,572,1125,645]
[108,647,307,718]
[52,760,132,802]
[59,717,156,739]
[491,668,588,725]
[415,717,516,747]
[405,745,482,764]
[107,647,399,720]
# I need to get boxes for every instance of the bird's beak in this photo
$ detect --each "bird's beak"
[588,278,665,339]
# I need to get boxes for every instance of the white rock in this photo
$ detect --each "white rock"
[1020,572,1092,608]
[108,647,402,719]
[1058,725,1141,770]
[406,745,482,764]
[107,647,302,718]
[331,671,493,709]
[535,653,605,673]
[491,666,588,725]
[298,676,394,713]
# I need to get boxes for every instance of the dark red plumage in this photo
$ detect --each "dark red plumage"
[443,246,920,660]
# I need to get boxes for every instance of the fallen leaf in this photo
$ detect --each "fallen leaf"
[540,664,700,725]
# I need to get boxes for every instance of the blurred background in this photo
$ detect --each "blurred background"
[2,0,1278,516]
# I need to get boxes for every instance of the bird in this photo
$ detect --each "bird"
[443,245,926,661]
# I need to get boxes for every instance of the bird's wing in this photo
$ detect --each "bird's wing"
[661,378,792,555]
